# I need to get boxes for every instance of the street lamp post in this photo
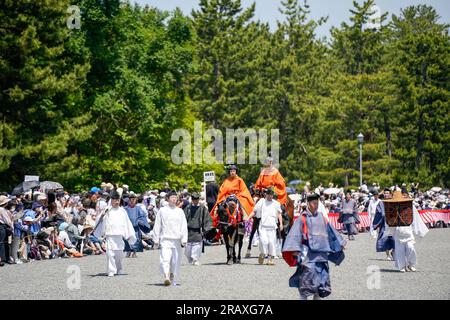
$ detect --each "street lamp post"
[357,133,364,187]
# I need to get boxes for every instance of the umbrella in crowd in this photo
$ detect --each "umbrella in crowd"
[286,187,296,194]
[431,187,442,193]
[288,194,301,202]
[12,180,40,195]
[40,181,64,191]
[323,188,341,195]
[288,180,302,186]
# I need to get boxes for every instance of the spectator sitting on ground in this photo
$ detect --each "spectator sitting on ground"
[57,223,82,258]
[66,216,85,247]
[81,225,101,255]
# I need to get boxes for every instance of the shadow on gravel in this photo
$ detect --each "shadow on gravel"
[89,273,109,277]
[368,258,393,262]
[379,269,402,273]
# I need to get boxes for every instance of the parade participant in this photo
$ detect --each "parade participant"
[383,190,428,272]
[93,191,136,277]
[247,157,287,258]
[247,188,283,266]
[254,157,287,205]
[339,191,359,240]
[282,193,346,300]
[152,190,188,286]
[372,189,395,260]
[214,164,254,219]
[124,192,151,258]
[184,192,211,266]
[368,193,380,238]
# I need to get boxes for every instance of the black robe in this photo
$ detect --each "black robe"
[184,204,212,243]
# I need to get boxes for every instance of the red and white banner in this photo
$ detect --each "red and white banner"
[326,210,450,230]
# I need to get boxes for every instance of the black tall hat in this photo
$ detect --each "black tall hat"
[306,193,320,202]
[227,164,238,173]
[110,190,121,200]
[167,190,178,198]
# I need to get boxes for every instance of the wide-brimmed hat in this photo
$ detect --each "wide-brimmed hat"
[83,224,94,231]
[23,216,34,223]
[128,191,137,198]
[32,202,43,210]
[0,195,11,206]
[37,194,47,201]
[383,190,413,203]
[59,222,69,231]
[191,192,200,200]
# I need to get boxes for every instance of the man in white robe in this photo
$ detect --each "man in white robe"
[152,191,188,286]
[247,188,283,266]
[94,191,136,277]
[368,193,380,238]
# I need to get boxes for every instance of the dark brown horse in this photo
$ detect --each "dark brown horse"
[215,195,245,265]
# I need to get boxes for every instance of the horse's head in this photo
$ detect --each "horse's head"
[216,195,239,224]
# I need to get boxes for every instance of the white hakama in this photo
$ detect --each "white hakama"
[160,239,182,276]
[253,198,282,258]
[185,241,202,263]
[394,236,417,270]
[258,227,277,257]
[385,206,428,271]
[152,205,188,282]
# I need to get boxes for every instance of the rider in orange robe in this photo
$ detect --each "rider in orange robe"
[254,157,287,205]
[212,165,255,224]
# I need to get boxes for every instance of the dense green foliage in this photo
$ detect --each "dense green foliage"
[1,0,448,192]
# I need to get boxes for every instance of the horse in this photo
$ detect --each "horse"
[215,195,246,265]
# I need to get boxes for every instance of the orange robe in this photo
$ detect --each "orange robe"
[255,167,287,205]
[215,176,255,216]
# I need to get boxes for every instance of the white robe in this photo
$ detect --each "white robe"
[384,206,428,270]
[152,205,188,278]
[368,198,380,236]
[94,206,136,274]
[254,199,281,257]
[185,242,202,263]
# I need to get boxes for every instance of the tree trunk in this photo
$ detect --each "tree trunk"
[383,113,392,174]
